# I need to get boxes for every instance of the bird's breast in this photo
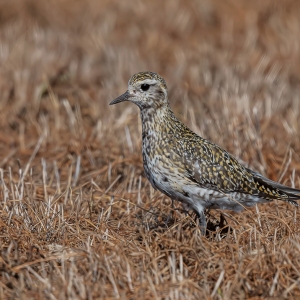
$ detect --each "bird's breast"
[141,133,192,196]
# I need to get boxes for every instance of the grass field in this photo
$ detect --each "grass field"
[1,0,300,299]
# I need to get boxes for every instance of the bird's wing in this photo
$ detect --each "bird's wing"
[183,137,300,203]
[184,140,255,193]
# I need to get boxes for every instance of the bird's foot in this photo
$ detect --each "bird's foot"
[206,212,232,237]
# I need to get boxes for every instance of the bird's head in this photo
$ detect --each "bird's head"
[109,71,168,109]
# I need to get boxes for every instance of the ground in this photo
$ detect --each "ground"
[0,0,300,299]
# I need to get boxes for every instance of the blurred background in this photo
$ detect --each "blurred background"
[1,0,300,177]
[1,0,300,298]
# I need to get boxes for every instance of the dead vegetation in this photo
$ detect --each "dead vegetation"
[0,0,300,298]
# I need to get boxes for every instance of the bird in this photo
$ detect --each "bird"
[109,71,300,234]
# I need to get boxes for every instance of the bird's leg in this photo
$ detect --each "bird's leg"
[199,211,207,235]
[195,210,207,235]
[219,213,227,228]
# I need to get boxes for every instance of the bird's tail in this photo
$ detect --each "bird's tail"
[247,168,300,205]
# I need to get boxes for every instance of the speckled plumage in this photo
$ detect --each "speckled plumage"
[110,71,300,234]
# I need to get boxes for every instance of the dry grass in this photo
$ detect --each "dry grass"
[1,0,300,299]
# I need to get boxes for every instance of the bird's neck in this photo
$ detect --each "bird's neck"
[140,105,179,134]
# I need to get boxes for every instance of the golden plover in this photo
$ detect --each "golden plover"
[110,71,300,234]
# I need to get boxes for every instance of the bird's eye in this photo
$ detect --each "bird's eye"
[141,84,150,91]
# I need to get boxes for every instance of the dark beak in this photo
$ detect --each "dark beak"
[109,91,130,105]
